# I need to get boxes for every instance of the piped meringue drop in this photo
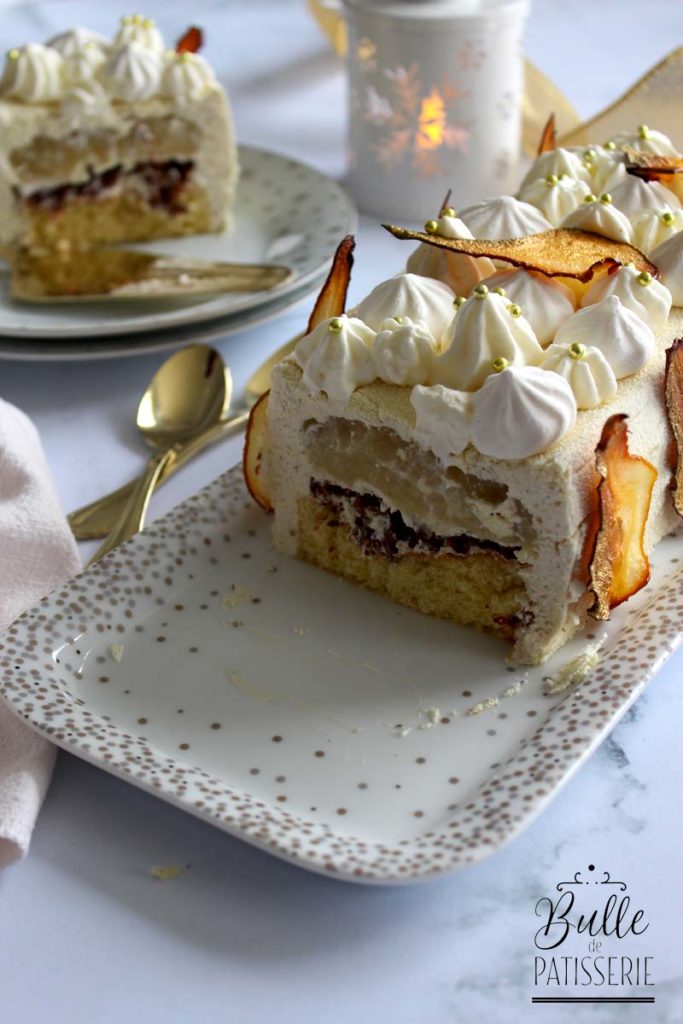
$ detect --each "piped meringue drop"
[161,50,216,100]
[354,272,455,342]
[436,285,544,391]
[609,175,681,218]
[482,269,575,345]
[0,44,65,103]
[294,315,376,403]
[407,211,496,297]
[631,208,683,255]
[100,42,161,101]
[581,264,672,332]
[607,125,679,158]
[562,193,633,243]
[651,232,683,305]
[372,316,438,386]
[519,147,591,192]
[518,174,590,227]
[471,365,577,459]
[541,342,617,409]
[458,195,552,240]
[553,296,655,378]
[47,27,109,58]
[411,385,473,464]
[114,14,165,53]
[579,146,626,194]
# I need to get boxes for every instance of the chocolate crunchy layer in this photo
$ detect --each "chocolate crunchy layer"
[310,479,520,561]
[22,159,194,214]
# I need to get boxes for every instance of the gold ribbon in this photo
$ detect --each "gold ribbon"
[308,0,682,156]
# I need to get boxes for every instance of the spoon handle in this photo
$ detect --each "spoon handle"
[70,408,251,541]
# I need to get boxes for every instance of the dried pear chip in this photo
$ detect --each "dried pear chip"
[537,112,557,156]
[243,391,273,513]
[175,26,203,53]
[383,224,657,281]
[307,235,355,333]
[588,414,657,619]
[665,338,683,518]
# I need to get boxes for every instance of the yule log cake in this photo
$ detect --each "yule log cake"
[0,16,237,247]
[244,123,683,665]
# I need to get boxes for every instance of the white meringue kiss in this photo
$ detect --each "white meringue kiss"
[553,296,655,378]
[609,175,681,218]
[0,43,65,102]
[471,365,577,459]
[631,209,683,255]
[458,195,552,240]
[160,51,216,100]
[100,41,161,101]
[607,126,679,158]
[541,342,617,410]
[563,197,633,243]
[354,272,455,343]
[482,269,575,346]
[651,232,683,306]
[581,264,672,332]
[519,147,591,192]
[114,15,165,53]
[436,287,543,391]
[518,174,590,227]
[372,317,438,386]
[411,384,473,464]
[294,315,376,403]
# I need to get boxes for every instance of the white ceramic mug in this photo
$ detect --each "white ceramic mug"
[343,0,529,221]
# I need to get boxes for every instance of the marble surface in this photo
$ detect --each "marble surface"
[0,1,682,1021]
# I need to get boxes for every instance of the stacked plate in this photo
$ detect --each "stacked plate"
[0,146,356,362]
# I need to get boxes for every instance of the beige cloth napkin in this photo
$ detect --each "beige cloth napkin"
[0,398,80,867]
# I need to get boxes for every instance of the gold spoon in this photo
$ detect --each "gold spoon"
[70,334,301,541]
[87,345,229,566]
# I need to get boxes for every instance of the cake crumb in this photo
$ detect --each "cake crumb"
[500,679,524,699]
[400,727,412,737]
[544,641,604,694]
[109,643,124,663]
[467,696,499,716]
[222,584,253,609]
[150,864,184,881]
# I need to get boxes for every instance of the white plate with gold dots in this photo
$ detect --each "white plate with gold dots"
[0,146,356,341]
[0,468,681,883]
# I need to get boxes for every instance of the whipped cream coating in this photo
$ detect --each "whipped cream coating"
[372,316,438,386]
[482,268,575,346]
[458,195,552,240]
[411,384,473,464]
[562,195,633,243]
[354,272,455,343]
[541,342,618,410]
[435,286,543,391]
[294,315,376,403]
[161,51,216,100]
[518,174,590,227]
[631,208,683,255]
[651,232,683,305]
[99,41,161,102]
[581,264,672,332]
[519,148,591,192]
[607,125,679,158]
[114,15,165,53]
[0,44,65,103]
[471,365,577,459]
[553,295,655,378]
[609,175,681,218]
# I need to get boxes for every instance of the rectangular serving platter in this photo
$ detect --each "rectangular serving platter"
[1,466,681,884]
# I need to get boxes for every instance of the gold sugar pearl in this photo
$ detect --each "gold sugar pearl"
[661,211,676,226]
[583,149,596,165]
[507,303,522,318]
[568,342,586,360]
[604,140,617,151]
[453,295,466,308]
[180,52,193,62]
[440,207,456,218]
[328,317,344,333]
[8,48,19,60]
[143,18,155,28]
[424,219,438,234]
[545,174,559,186]
[492,356,509,372]
[473,284,489,299]
[599,193,612,205]
[637,271,653,287]
[393,315,404,324]
[583,193,597,204]
[492,286,506,296]
[638,124,650,140]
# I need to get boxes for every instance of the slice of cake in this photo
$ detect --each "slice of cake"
[0,16,238,247]
[244,125,683,665]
